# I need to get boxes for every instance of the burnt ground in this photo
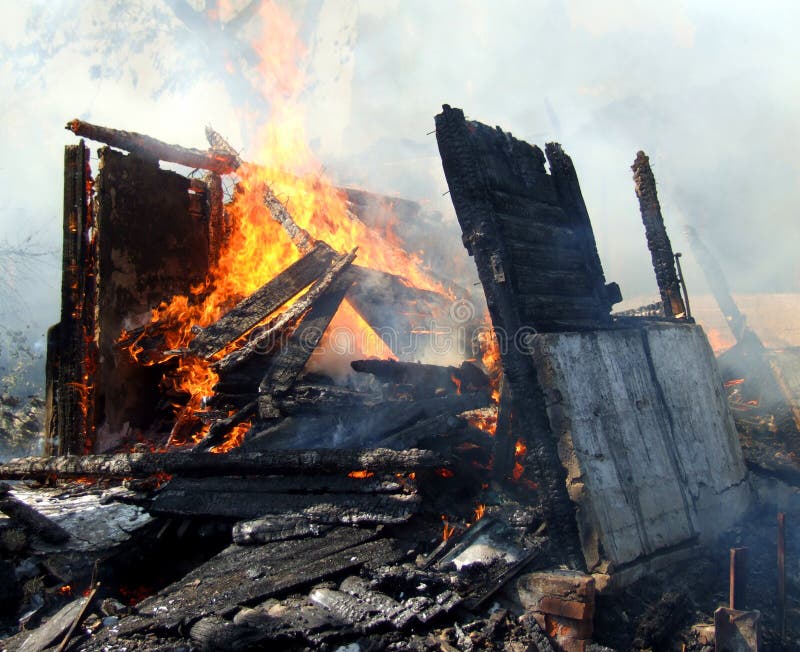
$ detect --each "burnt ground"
[594,501,800,651]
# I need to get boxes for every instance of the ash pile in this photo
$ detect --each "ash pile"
[1,106,799,652]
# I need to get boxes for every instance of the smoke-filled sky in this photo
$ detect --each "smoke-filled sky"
[1,0,799,336]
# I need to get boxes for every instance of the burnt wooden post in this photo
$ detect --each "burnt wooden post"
[435,105,621,568]
[46,141,97,455]
[631,151,686,317]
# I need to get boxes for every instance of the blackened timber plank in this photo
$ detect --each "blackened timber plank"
[494,211,577,247]
[155,474,407,497]
[257,260,356,419]
[0,484,71,544]
[243,393,490,451]
[214,249,356,375]
[189,243,338,358]
[122,528,404,633]
[150,482,420,523]
[0,449,446,480]
[507,242,586,271]
[510,267,594,297]
[488,191,570,225]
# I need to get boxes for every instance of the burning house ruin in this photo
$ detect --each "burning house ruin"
[1,105,798,652]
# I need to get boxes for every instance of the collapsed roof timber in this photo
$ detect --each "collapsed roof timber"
[1,106,798,651]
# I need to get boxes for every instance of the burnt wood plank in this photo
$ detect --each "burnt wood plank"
[189,244,338,358]
[214,249,356,375]
[232,517,334,545]
[243,393,490,451]
[120,528,405,633]
[0,448,446,480]
[258,261,356,419]
[350,359,488,395]
[151,480,420,523]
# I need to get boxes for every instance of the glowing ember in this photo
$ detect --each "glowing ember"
[473,504,486,521]
[58,585,72,595]
[347,470,375,479]
[436,468,455,479]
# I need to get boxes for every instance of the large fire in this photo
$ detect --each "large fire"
[119,3,450,451]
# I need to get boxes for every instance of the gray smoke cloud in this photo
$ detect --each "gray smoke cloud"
[1,0,798,340]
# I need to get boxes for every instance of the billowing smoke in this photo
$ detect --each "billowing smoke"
[1,0,799,350]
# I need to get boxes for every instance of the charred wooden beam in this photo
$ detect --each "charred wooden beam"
[258,259,356,419]
[49,140,97,455]
[685,225,750,344]
[214,249,357,375]
[0,448,446,480]
[120,527,404,632]
[151,478,420,523]
[67,119,238,174]
[244,392,490,452]
[194,400,257,453]
[190,244,338,358]
[631,151,686,318]
[275,384,379,415]
[351,359,489,395]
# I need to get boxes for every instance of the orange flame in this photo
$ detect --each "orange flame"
[442,515,456,542]
[116,5,455,452]
[347,470,375,479]
[473,504,486,521]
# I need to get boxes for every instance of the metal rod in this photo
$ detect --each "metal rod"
[778,513,786,640]
[674,252,692,319]
[729,547,747,610]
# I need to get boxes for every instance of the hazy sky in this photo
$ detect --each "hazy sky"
[1,0,798,336]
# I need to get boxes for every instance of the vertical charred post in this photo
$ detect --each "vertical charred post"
[435,105,591,568]
[46,142,97,455]
[631,151,686,318]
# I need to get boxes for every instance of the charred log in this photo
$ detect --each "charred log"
[0,449,445,480]
[351,359,489,396]
[67,119,238,174]
[631,151,686,318]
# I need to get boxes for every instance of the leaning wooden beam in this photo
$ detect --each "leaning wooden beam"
[189,243,338,358]
[258,260,356,419]
[214,248,357,374]
[0,482,71,543]
[685,225,750,343]
[66,119,238,175]
[193,400,257,453]
[631,151,686,318]
[0,449,446,480]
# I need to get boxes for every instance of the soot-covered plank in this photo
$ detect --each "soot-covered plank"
[189,243,338,358]
[122,528,404,633]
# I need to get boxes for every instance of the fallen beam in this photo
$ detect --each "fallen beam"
[0,449,446,480]
[66,119,239,175]
[258,260,356,419]
[213,249,357,375]
[189,243,338,358]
